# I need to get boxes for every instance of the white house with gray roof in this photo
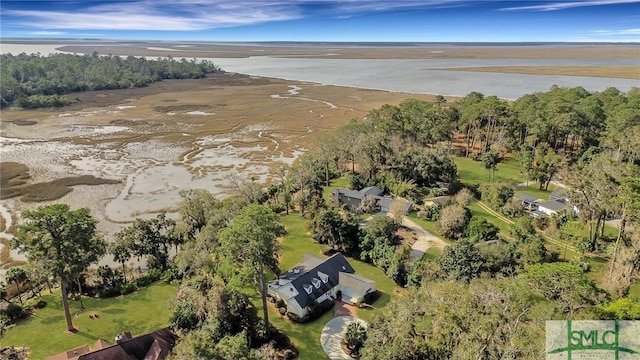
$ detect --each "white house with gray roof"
[538,200,567,216]
[268,253,376,318]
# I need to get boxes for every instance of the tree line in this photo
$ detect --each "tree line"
[0,52,221,108]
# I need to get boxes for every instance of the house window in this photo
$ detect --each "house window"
[303,284,313,294]
[312,278,321,289]
[318,272,329,283]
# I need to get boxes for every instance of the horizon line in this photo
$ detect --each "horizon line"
[2,38,640,45]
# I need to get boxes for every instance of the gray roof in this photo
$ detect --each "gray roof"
[550,187,569,200]
[515,193,539,204]
[333,188,365,200]
[339,272,375,294]
[290,253,355,309]
[279,254,326,282]
[539,200,566,211]
[360,186,384,196]
[334,188,412,213]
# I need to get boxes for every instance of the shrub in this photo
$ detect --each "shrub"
[120,282,136,295]
[162,265,181,283]
[479,182,514,210]
[24,298,47,310]
[286,312,303,323]
[133,269,161,288]
[363,291,379,304]
[3,303,27,320]
[321,245,334,256]
[535,215,550,230]
[437,204,471,239]
[468,152,480,161]
[98,286,122,298]
[283,348,295,360]
[278,307,287,316]
[418,204,440,221]
[344,321,368,355]
[275,298,285,308]
[0,312,10,324]
[269,203,286,214]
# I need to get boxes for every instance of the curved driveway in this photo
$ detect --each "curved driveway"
[320,316,367,360]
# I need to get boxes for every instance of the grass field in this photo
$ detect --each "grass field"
[261,212,403,359]
[322,177,350,203]
[467,201,512,235]
[454,156,526,186]
[422,247,443,262]
[1,283,177,359]
[630,283,640,300]
[514,184,556,201]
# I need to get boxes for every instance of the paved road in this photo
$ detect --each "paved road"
[320,316,367,360]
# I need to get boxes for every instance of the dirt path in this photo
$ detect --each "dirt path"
[401,217,448,262]
[475,200,581,254]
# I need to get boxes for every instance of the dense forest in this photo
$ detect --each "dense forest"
[0,52,221,108]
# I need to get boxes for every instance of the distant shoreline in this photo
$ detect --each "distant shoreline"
[1,40,638,99]
[2,38,640,46]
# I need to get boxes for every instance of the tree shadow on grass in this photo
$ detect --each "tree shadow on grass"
[72,329,99,341]
[100,307,126,314]
[40,315,65,324]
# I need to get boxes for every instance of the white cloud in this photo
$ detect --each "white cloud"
[4,0,301,31]
[3,0,473,31]
[26,31,66,36]
[591,28,640,35]
[501,0,640,11]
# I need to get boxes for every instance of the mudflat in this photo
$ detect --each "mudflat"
[49,42,640,61]
[0,72,439,234]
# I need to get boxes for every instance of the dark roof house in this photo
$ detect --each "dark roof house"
[45,328,177,360]
[269,253,376,317]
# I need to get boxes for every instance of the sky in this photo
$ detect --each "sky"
[1,0,639,42]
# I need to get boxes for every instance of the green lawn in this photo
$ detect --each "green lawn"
[467,201,512,235]
[629,282,640,300]
[1,283,177,359]
[560,220,618,240]
[454,156,526,186]
[514,184,556,201]
[422,247,443,262]
[264,212,403,359]
[322,177,350,203]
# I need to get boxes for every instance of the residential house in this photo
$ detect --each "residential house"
[538,200,567,216]
[45,328,177,360]
[268,253,376,318]
[514,193,539,211]
[331,186,412,214]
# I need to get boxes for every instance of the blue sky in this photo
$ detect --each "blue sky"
[1,1,639,42]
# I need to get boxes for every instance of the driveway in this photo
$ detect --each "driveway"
[402,217,448,262]
[320,316,367,360]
